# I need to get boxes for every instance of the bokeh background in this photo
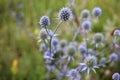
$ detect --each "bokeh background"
[0,0,120,80]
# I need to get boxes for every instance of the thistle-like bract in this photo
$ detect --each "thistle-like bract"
[58,7,72,21]
[79,55,99,74]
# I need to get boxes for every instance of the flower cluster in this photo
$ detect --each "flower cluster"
[38,1,120,80]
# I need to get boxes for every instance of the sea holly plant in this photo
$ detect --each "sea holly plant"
[38,0,120,80]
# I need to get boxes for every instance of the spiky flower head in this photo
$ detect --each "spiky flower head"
[109,53,118,62]
[81,20,91,31]
[38,29,48,42]
[113,29,120,36]
[79,55,99,74]
[92,33,104,47]
[58,7,72,21]
[78,43,87,55]
[39,16,50,27]
[80,9,90,19]
[51,38,59,47]
[67,45,76,56]
[60,40,67,48]
[112,73,120,80]
[92,7,102,17]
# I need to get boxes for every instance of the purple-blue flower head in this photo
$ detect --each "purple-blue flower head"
[39,16,50,27]
[81,20,91,31]
[58,7,72,21]
[92,7,102,17]
[109,53,118,62]
[112,72,120,80]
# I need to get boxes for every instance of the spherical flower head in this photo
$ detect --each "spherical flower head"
[84,55,97,68]
[58,7,72,21]
[39,16,50,27]
[38,29,48,40]
[60,40,67,48]
[112,73,120,80]
[79,55,98,74]
[67,45,76,56]
[51,38,59,47]
[113,29,120,36]
[78,43,87,54]
[109,53,118,62]
[93,33,104,44]
[92,7,102,17]
[81,20,91,31]
[80,9,90,19]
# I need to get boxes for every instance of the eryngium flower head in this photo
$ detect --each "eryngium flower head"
[58,7,72,21]
[38,29,48,42]
[109,53,118,62]
[113,29,120,36]
[79,55,99,74]
[51,38,59,47]
[92,33,104,47]
[92,7,102,17]
[112,73,120,80]
[60,40,67,48]
[81,20,91,31]
[67,45,76,56]
[78,43,87,54]
[39,16,50,27]
[80,9,90,19]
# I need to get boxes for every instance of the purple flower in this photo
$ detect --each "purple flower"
[81,20,91,31]
[92,7,102,17]
[39,16,50,27]
[112,72,120,80]
[58,7,72,21]
[79,55,99,74]
[78,43,87,55]
[109,53,118,62]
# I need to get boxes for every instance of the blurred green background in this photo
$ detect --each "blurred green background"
[0,0,120,80]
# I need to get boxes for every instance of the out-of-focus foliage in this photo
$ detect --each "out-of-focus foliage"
[0,0,120,80]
